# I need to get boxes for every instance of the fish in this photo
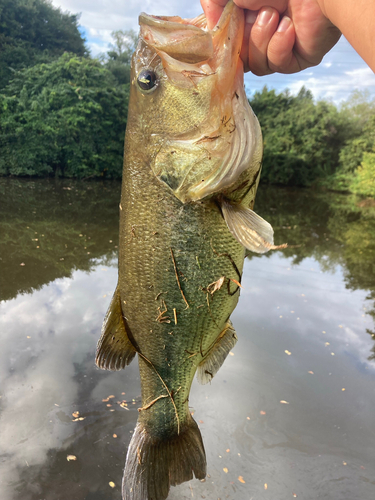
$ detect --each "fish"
[95,2,285,499]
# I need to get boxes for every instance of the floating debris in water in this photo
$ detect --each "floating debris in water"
[66,455,77,461]
[102,395,115,402]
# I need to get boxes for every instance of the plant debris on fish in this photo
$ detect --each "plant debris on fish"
[95,2,285,499]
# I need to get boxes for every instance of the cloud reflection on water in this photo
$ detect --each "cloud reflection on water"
[0,264,118,498]
[1,253,375,499]
[1,181,375,499]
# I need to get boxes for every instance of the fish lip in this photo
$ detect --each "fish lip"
[138,11,214,64]
[139,12,205,32]
[138,1,243,69]
[139,0,237,32]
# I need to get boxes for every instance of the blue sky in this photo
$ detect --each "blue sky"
[51,0,374,105]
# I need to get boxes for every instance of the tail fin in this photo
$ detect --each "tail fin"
[122,416,206,500]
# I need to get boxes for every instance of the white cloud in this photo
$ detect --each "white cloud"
[52,0,202,31]
[0,264,118,498]
[286,66,375,103]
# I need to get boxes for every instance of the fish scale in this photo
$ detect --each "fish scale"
[95,2,282,499]
[120,154,244,435]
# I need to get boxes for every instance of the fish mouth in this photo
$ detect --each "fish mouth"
[138,12,213,64]
[138,1,262,203]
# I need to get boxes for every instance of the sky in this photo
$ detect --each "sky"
[50,0,375,105]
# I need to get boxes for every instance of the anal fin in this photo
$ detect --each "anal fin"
[220,197,287,254]
[96,284,136,370]
[197,321,238,385]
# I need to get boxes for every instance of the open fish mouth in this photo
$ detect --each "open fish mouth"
[136,1,262,203]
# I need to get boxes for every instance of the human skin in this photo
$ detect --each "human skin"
[200,0,375,74]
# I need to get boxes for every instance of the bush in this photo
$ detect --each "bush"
[250,87,347,186]
[350,151,375,197]
[0,53,129,178]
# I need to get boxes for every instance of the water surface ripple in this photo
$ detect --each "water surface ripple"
[1,179,375,500]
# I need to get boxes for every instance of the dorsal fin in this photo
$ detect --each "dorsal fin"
[220,198,287,254]
[96,285,136,370]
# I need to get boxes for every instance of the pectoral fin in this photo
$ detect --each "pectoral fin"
[220,198,287,254]
[96,285,136,370]
[197,321,238,384]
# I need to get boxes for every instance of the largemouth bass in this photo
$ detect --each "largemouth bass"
[96,2,284,499]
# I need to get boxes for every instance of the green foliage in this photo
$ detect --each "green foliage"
[0,0,374,195]
[337,91,375,173]
[250,86,348,186]
[0,0,87,89]
[0,53,129,178]
[321,91,375,195]
[349,151,375,197]
[102,29,137,85]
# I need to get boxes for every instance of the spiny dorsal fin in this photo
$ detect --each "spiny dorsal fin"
[96,285,136,370]
[220,198,287,254]
[197,321,238,385]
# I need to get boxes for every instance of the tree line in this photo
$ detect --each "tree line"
[0,0,374,196]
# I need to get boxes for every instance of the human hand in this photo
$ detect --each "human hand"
[200,0,342,75]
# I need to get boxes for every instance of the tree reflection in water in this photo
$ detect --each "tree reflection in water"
[1,178,375,500]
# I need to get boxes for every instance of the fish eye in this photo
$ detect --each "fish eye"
[137,69,158,92]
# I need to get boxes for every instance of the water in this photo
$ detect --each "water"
[1,179,375,500]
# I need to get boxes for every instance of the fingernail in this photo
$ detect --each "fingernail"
[257,8,273,27]
[245,10,257,25]
[277,16,292,33]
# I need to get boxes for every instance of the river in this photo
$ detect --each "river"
[1,178,375,500]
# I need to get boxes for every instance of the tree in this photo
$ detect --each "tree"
[338,91,375,173]
[0,53,129,178]
[250,86,346,186]
[349,150,375,197]
[103,29,137,85]
[0,0,87,89]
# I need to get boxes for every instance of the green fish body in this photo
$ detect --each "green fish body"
[96,2,283,499]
